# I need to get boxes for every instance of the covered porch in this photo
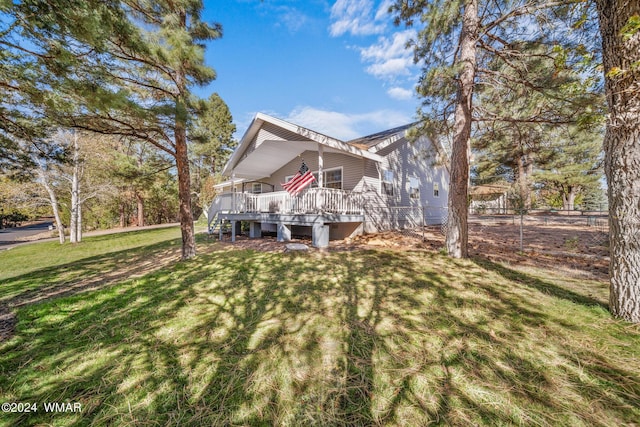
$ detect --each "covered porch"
[210,187,363,215]
[207,188,365,248]
[209,113,383,248]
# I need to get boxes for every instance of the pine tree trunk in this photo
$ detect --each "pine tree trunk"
[517,154,531,210]
[445,0,478,258]
[562,186,576,211]
[171,10,197,260]
[136,192,144,227]
[174,31,196,260]
[119,199,126,228]
[175,120,196,260]
[595,0,640,322]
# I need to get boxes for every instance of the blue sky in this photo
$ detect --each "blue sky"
[199,0,420,141]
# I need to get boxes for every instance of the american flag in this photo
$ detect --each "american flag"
[282,162,316,196]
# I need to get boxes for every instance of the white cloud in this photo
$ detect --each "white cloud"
[366,58,413,78]
[387,87,413,100]
[329,0,387,37]
[328,2,418,100]
[374,0,394,21]
[274,6,309,33]
[285,106,412,140]
[358,29,416,79]
[359,29,414,61]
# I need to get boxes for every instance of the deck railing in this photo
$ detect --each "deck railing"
[211,188,363,216]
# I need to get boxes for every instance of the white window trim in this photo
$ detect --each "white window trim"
[382,169,394,196]
[409,176,420,199]
[312,166,343,189]
[433,182,440,198]
[284,166,343,190]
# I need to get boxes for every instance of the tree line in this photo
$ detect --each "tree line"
[1,1,235,251]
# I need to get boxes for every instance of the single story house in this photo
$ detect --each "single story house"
[207,113,449,247]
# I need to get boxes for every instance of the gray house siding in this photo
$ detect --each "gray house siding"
[270,151,365,191]
[362,135,449,232]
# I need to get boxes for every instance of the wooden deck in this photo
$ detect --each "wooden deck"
[207,188,365,248]
[209,188,364,216]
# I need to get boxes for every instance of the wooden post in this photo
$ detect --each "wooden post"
[318,144,324,188]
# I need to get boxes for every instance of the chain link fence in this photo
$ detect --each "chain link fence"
[465,207,609,252]
[364,206,448,239]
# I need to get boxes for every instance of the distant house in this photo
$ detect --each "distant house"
[207,113,449,247]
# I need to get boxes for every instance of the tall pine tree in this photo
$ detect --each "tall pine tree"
[390,0,600,257]
[6,0,222,259]
[472,41,603,209]
[594,0,640,322]
[190,93,237,216]
[535,127,604,211]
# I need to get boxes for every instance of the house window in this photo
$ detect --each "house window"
[409,176,420,199]
[382,169,394,196]
[433,182,440,197]
[252,183,262,194]
[311,167,343,190]
[324,168,342,189]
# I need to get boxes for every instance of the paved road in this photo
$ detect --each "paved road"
[0,221,53,248]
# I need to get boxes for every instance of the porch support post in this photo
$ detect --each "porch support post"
[318,144,324,188]
[249,222,261,238]
[277,223,291,242]
[231,173,236,213]
[318,143,324,212]
[231,220,237,242]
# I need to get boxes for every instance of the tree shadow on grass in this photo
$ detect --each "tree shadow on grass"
[1,248,639,426]
[0,239,183,341]
[472,256,608,310]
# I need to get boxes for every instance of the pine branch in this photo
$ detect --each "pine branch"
[473,106,578,124]
[481,0,585,35]
[67,114,175,157]
[0,39,55,60]
[99,65,177,98]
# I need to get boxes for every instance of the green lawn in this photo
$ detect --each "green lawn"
[1,230,639,426]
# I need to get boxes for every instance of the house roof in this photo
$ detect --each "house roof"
[222,113,384,179]
[213,178,247,189]
[346,122,417,151]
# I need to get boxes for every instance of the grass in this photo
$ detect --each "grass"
[1,230,639,426]
[0,227,182,305]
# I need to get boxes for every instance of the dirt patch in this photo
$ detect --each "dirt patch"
[467,219,609,279]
